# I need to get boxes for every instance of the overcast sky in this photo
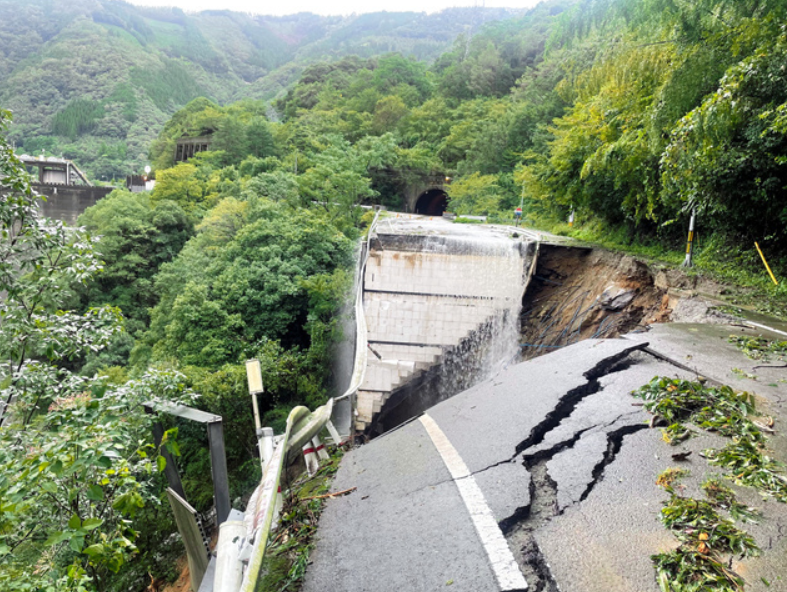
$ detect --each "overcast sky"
[126,0,542,17]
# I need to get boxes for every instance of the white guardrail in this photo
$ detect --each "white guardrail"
[212,211,382,592]
[212,211,544,591]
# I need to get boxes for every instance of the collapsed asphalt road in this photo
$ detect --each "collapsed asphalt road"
[303,325,787,592]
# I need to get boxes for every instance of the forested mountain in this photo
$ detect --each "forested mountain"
[0,0,520,179]
[3,1,787,590]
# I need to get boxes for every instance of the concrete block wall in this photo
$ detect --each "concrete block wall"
[356,238,531,431]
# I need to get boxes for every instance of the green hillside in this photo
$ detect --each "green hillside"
[4,1,787,590]
[0,0,520,179]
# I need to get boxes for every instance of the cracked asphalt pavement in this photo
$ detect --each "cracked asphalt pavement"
[302,327,787,592]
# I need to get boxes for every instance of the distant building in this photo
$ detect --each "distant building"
[174,135,212,163]
[19,154,115,225]
[126,174,156,193]
[20,154,92,186]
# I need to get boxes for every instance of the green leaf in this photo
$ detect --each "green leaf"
[167,439,181,456]
[41,481,58,494]
[44,531,71,546]
[86,484,104,501]
[157,455,167,473]
[83,543,105,558]
[68,514,82,530]
[82,517,103,531]
[112,491,144,516]
[69,535,85,553]
[51,460,64,476]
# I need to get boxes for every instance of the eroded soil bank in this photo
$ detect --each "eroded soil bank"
[519,244,734,361]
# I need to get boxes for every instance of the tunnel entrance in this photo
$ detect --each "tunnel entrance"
[414,189,448,216]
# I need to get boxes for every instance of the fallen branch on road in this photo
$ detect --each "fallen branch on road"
[301,487,357,501]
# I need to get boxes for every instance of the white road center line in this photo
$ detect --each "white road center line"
[419,414,528,591]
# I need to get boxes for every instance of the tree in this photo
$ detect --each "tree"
[246,117,276,159]
[0,109,192,591]
[447,172,506,216]
[151,163,205,213]
[661,29,787,250]
[140,194,355,370]
[77,190,193,333]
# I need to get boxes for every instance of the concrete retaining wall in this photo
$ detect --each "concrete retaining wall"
[356,233,535,431]
[35,184,115,225]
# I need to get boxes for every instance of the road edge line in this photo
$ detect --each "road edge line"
[419,414,528,591]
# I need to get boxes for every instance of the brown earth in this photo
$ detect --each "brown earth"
[155,557,190,592]
[518,244,732,360]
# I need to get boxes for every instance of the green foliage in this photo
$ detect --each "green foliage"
[129,61,203,113]
[635,375,787,589]
[633,375,787,502]
[705,439,787,503]
[77,190,194,333]
[447,172,506,216]
[52,100,106,140]
[661,25,787,251]
[138,194,354,370]
[728,335,787,363]
[632,377,761,442]
[652,468,762,592]
[0,110,194,591]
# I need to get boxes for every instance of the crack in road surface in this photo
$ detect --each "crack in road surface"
[514,344,646,456]
[500,343,648,591]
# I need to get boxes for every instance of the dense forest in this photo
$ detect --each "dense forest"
[0,0,519,179]
[3,0,787,590]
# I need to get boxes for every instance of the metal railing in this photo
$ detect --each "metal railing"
[331,209,382,434]
[210,399,339,592]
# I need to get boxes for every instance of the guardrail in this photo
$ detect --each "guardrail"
[331,209,382,434]
[213,213,382,592]
[210,399,338,592]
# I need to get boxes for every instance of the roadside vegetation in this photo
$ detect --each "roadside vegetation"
[634,376,787,590]
[4,0,787,589]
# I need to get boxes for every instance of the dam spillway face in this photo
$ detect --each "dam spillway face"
[356,229,536,435]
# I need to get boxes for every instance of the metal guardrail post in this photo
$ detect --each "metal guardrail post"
[166,487,209,592]
[145,409,187,499]
[144,402,232,527]
[207,419,232,526]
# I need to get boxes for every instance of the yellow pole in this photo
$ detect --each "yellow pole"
[754,242,779,285]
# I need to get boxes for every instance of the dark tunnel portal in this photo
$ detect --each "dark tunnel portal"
[415,189,448,216]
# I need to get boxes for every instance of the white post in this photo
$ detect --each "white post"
[312,434,330,461]
[325,420,342,446]
[259,427,274,468]
[682,208,696,267]
[302,443,320,477]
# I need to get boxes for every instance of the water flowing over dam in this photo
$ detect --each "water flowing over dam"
[354,215,538,436]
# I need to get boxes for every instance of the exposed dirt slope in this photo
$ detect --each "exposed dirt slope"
[519,246,671,360]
